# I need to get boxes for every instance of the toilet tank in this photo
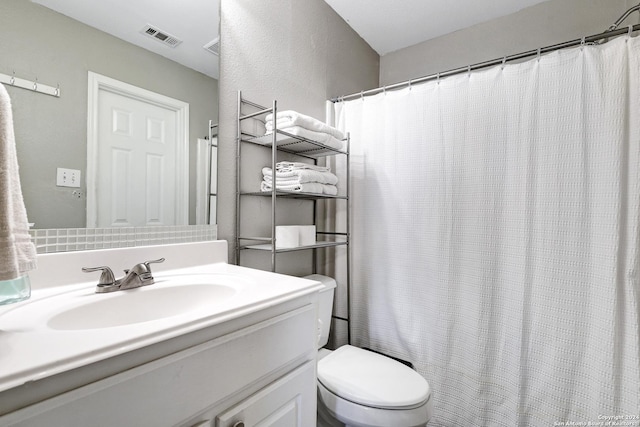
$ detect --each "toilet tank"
[304,274,336,349]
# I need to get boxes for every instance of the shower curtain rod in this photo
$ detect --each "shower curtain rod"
[331,6,640,103]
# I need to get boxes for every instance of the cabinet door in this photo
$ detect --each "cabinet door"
[216,361,316,427]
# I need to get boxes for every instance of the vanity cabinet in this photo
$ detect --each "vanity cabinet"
[190,361,315,427]
[0,300,318,427]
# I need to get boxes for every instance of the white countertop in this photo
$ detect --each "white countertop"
[0,241,322,394]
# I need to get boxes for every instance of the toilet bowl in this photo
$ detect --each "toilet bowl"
[306,274,432,427]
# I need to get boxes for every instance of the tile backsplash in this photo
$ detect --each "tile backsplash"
[29,225,217,254]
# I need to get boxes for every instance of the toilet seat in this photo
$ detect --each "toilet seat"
[318,380,432,427]
[317,345,430,410]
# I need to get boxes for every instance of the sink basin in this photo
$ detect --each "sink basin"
[0,273,245,332]
[47,283,237,330]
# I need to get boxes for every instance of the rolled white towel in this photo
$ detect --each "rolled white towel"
[265,110,344,140]
[262,167,338,185]
[261,181,338,196]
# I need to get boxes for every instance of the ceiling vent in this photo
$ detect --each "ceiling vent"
[141,24,182,48]
[203,37,220,56]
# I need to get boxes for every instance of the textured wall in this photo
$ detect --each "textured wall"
[218,0,379,272]
[0,0,218,228]
[380,0,638,86]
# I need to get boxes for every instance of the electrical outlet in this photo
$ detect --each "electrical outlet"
[56,168,81,188]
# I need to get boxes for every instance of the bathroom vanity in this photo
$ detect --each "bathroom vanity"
[0,241,321,426]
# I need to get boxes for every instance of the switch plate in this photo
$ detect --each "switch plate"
[56,168,81,188]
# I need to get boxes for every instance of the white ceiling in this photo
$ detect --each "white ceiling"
[32,0,220,79]
[32,0,552,78]
[323,0,551,55]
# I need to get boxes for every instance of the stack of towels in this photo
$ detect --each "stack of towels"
[261,161,338,195]
[265,110,345,152]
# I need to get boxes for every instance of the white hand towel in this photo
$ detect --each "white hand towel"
[261,167,339,185]
[265,110,345,140]
[0,84,37,281]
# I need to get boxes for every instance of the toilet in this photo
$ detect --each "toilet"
[306,274,432,427]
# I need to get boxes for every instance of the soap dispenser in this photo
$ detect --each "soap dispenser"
[0,275,31,306]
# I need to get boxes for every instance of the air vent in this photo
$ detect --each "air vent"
[203,37,220,55]
[141,24,182,48]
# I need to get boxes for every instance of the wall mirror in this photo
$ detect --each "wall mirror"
[0,0,219,230]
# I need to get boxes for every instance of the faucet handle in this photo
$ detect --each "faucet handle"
[121,258,165,288]
[82,266,116,286]
[143,258,165,272]
[124,258,165,275]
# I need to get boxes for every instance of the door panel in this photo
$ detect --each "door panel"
[96,90,180,227]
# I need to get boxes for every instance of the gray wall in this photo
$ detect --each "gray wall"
[218,0,379,271]
[380,0,639,86]
[0,0,218,229]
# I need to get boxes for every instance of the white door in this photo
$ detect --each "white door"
[87,72,189,228]
[97,90,177,227]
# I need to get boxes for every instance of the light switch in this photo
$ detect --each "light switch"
[56,168,81,188]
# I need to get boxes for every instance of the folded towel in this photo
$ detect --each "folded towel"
[0,84,37,281]
[262,167,339,185]
[265,110,345,140]
[266,125,344,153]
[263,175,306,185]
[276,161,330,173]
[260,181,338,196]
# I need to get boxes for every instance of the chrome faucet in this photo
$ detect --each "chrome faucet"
[82,258,165,293]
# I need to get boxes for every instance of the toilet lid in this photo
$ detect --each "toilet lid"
[317,345,430,409]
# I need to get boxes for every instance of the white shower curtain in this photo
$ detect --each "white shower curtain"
[335,36,640,426]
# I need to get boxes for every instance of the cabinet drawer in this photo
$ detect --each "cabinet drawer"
[0,303,317,427]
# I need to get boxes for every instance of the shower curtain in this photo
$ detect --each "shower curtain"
[334,36,640,426]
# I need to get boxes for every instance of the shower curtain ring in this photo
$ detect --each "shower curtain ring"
[581,36,586,50]
[9,70,15,85]
[437,72,440,84]
[537,48,541,62]
[33,78,38,91]
[408,79,412,90]
[467,65,471,77]
[628,25,634,38]
[501,56,507,70]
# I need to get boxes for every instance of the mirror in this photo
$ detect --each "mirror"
[0,0,219,229]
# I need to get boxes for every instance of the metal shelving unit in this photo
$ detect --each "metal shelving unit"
[235,92,351,343]
[236,91,350,341]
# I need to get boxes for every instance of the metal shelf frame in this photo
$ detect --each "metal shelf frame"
[236,91,351,343]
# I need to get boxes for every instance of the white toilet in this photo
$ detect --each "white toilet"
[307,274,432,427]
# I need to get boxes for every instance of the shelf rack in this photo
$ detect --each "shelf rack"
[236,91,351,343]
[236,91,350,267]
